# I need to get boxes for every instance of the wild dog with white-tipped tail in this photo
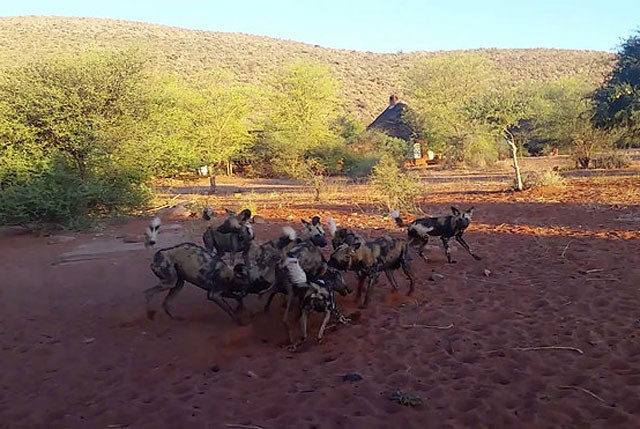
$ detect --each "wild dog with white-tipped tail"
[391,207,481,264]
[143,218,270,323]
[326,217,366,250]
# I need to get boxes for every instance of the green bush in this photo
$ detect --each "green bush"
[370,155,422,211]
[0,155,150,228]
[444,133,498,169]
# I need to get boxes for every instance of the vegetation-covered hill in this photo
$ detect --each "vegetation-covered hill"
[0,16,615,122]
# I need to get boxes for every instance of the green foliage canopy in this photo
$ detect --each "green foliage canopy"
[592,31,640,139]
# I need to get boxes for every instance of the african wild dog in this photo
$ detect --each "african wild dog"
[144,219,269,323]
[202,208,254,265]
[144,216,162,248]
[391,207,481,264]
[328,236,414,308]
[326,218,366,250]
[144,243,253,323]
[278,257,351,351]
[299,216,328,248]
[258,218,337,314]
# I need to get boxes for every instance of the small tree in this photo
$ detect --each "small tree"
[261,60,344,178]
[405,53,498,167]
[592,31,640,140]
[534,77,616,168]
[468,87,534,190]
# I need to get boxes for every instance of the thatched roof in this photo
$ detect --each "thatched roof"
[366,95,415,141]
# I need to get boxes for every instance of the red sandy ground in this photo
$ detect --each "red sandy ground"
[1,171,640,429]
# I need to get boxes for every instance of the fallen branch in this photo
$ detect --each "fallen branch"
[513,346,584,355]
[556,385,605,403]
[226,424,265,429]
[560,240,573,258]
[401,323,454,330]
[150,194,182,212]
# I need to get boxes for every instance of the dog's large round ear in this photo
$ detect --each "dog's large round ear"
[301,219,310,225]
[311,216,321,225]
[239,208,252,221]
[451,206,461,215]
[466,206,475,215]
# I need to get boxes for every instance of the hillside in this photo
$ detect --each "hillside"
[0,16,615,122]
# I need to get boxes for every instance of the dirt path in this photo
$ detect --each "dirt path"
[1,175,640,428]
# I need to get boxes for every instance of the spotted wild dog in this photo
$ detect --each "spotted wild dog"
[391,207,481,263]
[202,208,254,265]
[278,257,350,351]
[326,217,366,250]
[144,219,269,323]
[328,236,414,308]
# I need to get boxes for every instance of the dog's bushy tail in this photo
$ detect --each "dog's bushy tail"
[276,226,297,249]
[145,217,162,248]
[390,210,404,227]
[326,217,337,237]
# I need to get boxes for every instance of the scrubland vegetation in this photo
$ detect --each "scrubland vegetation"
[0,17,638,227]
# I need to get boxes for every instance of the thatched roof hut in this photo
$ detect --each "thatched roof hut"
[366,94,415,141]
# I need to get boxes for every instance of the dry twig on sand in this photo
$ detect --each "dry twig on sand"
[401,323,454,330]
[513,346,584,355]
[560,239,573,258]
[557,385,605,403]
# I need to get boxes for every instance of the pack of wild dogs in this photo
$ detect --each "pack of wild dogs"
[143,205,481,351]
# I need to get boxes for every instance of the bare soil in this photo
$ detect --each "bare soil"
[1,163,640,429]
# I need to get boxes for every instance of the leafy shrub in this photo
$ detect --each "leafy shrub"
[519,169,566,190]
[0,155,150,228]
[343,154,378,179]
[590,152,632,169]
[442,133,498,169]
[370,155,422,211]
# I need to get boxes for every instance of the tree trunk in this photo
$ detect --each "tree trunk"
[507,139,523,191]
[226,160,233,176]
[208,164,217,194]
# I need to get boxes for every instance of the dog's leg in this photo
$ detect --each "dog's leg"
[455,234,482,260]
[144,283,174,320]
[413,237,429,262]
[289,309,308,352]
[355,272,366,302]
[317,309,331,343]
[282,284,294,324]
[235,297,244,313]
[441,237,455,263]
[362,268,380,308]
[162,279,185,320]
[384,269,400,291]
[263,290,278,312]
[402,262,416,295]
[207,290,240,323]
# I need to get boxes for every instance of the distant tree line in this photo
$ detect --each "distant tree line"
[1,31,638,226]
